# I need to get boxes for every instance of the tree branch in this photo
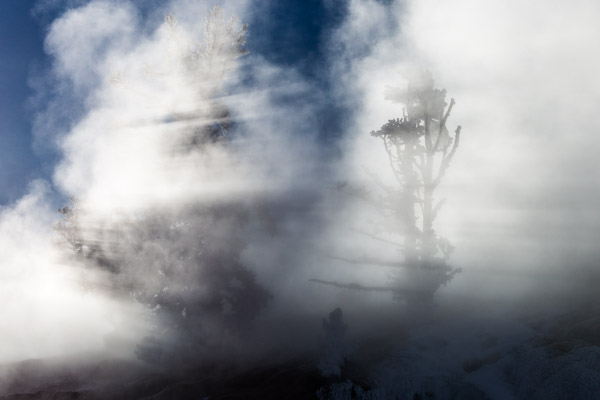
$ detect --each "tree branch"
[424,111,433,152]
[326,254,410,269]
[335,185,389,217]
[362,167,394,194]
[382,137,403,184]
[433,98,455,153]
[350,227,404,248]
[433,125,461,187]
[431,198,446,223]
[309,278,400,293]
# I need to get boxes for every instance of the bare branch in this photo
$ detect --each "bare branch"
[415,183,425,214]
[362,167,394,194]
[431,198,446,223]
[433,125,461,187]
[350,227,404,248]
[309,279,435,300]
[424,112,433,152]
[327,254,410,269]
[433,98,455,152]
[309,279,399,293]
[334,184,390,217]
[448,125,461,161]
[382,137,403,184]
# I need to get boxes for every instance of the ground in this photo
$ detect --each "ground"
[2,298,600,399]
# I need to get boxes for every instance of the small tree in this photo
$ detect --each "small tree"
[314,71,462,304]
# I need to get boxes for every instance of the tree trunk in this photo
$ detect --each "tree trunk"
[422,152,435,267]
[402,135,418,268]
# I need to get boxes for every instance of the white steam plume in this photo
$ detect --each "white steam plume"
[1,0,325,364]
[325,0,600,303]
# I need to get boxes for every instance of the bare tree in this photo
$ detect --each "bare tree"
[314,71,462,304]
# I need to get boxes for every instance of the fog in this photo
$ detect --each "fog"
[2,0,334,365]
[328,0,600,294]
[1,1,599,396]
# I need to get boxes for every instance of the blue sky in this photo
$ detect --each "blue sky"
[0,0,354,205]
[0,0,46,204]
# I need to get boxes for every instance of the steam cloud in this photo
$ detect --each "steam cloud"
[326,0,600,303]
[1,0,599,370]
[2,0,327,364]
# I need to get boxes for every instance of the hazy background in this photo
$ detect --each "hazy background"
[1,0,599,365]
[328,0,600,300]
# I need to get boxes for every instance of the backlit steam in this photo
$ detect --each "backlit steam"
[2,1,600,384]
[1,2,298,364]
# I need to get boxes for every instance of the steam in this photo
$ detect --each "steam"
[0,181,144,362]
[2,0,599,368]
[1,0,324,364]
[325,0,600,303]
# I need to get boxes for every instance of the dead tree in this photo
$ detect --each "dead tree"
[315,71,462,304]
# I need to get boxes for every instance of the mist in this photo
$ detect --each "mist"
[2,0,336,366]
[327,0,600,298]
[1,0,600,398]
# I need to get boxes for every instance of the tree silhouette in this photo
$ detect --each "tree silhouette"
[314,70,462,304]
[54,8,271,364]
